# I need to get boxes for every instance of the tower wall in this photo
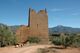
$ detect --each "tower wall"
[29,8,49,43]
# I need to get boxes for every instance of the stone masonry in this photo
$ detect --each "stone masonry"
[16,8,49,44]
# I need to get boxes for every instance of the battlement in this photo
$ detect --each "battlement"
[29,8,47,14]
[29,8,36,14]
[38,10,46,14]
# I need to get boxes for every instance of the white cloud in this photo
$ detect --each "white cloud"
[72,13,80,15]
[50,8,64,12]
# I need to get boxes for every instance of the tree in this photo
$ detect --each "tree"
[51,33,74,48]
[0,24,17,47]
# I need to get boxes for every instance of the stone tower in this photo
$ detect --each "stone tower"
[16,8,49,44]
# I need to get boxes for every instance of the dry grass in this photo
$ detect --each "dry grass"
[37,46,80,53]
[37,48,58,53]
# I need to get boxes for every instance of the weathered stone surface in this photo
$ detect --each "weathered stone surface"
[16,8,49,44]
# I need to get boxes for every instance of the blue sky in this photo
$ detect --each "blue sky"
[0,0,80,28]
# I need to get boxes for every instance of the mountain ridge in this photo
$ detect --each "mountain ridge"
[49,25,80,34]
[0,23,80,34]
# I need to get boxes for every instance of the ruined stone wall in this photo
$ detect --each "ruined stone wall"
[16,26,30,43]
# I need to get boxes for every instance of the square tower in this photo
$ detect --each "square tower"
[28,8,49,43]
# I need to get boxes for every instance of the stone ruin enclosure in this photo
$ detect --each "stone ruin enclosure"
[16,8,49,44]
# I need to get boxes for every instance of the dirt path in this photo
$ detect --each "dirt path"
[0,45,80,53]
[0,45,51,53]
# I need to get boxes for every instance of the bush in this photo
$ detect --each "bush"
[27,36,41,43]
[71,35,80,47]
[51,36,62,45]
[0,24,17,47]
[61,35,72,48]
[50,33,77,48]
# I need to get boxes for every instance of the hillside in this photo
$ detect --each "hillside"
[49,25,80,34]
[1,23,80,35]
[10,25,80,34]
[9,25,21,34]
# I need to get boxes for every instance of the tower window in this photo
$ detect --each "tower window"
[37,24,38,28]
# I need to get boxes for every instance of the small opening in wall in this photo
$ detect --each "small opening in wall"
[37,24,38,28]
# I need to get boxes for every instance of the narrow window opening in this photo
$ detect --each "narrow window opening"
[37,24,38,28]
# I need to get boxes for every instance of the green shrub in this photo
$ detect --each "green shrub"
[71,35,80,47]
[27,36,41,43]
[61,35,72,48]
[0,24,17,47]
[52,36,62,45]
[50,34,76,48]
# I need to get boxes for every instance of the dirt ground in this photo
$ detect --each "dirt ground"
[0,45,80,53]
